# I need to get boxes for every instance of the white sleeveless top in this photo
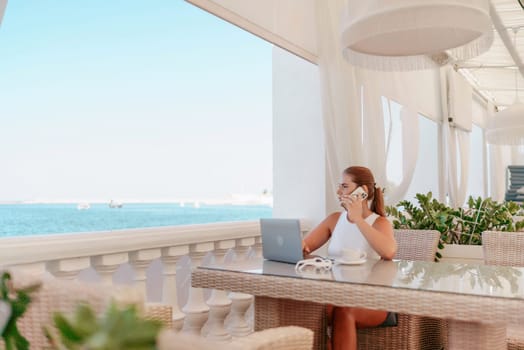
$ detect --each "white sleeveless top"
[327,211,381,260]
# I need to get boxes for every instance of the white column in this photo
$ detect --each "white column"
[161,245,189,331]
[253,236,263,257]
[227,241,255,337]
[46,257,91,280]
[227,293,253,337]
[129,249,161,301]
[91,253,128,285]
[182,242,214,335]
[235,237,256,259]
[204,240,235,341]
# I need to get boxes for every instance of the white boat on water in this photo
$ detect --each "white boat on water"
[76,203,90,210]
[108,200,123,208]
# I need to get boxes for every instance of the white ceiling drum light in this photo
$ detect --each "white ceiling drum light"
[341,0,494,71]
[486,28,524,146]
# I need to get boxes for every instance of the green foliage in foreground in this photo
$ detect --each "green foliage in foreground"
[386,192,524,259]
[45,302,162,350]
[0,272,41,350]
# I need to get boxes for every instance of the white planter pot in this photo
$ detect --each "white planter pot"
[440,244,484,264]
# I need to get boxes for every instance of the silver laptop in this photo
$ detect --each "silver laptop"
[260,218,304,264]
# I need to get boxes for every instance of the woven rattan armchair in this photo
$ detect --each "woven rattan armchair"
[0,271,171,349]
[356,229,447,350]
[482,230,524,350]
[0,273,113,349]
[157,326,314,350]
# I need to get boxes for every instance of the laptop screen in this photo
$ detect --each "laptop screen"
[260,218,304,264]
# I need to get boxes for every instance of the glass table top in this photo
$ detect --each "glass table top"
[200,257,524,300]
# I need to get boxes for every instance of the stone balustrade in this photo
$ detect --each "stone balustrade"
[0,219,310,340]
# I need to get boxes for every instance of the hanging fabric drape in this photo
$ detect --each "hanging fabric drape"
[485,28,524,146]
[357,70,420,205]
[441,67,472,207]
[315,0,365,213]
[389,107,419,204]
[360,79,387,189]
[445,125,471,207]
[316,0,429,209]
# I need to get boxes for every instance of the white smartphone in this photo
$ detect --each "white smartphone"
[349,186,368,200]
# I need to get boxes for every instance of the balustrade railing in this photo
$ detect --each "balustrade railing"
[0,220,309,340]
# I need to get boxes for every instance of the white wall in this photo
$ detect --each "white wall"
[272,46,325,227]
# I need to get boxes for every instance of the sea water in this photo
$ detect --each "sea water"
[0,203,272,237]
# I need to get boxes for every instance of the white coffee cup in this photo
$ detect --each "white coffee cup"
[341,248,367,262]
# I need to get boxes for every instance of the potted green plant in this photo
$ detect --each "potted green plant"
[0,272,41,350]
[386,192,524,261]
[44,301,163,350]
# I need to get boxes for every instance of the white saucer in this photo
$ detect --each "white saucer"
[335,258,367,265]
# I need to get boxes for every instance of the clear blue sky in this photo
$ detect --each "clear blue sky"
[0,0,273,202]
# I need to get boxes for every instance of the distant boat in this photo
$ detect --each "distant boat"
[179,201,185,207]
[193,201,200,208]
[77,203,90,210]
[108,200,123,209]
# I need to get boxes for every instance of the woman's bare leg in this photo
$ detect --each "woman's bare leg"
[331,306,388,350]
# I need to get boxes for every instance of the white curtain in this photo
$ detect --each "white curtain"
[392,107,419,204]
[445,124,471,207]
[488,144,512,202]
[357,70,420,205]
[315,0,364,213]
[440,67,471,207]
[315,0,422,209]
[361,79,387,188]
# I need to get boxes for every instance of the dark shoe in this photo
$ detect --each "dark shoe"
[378,312,398,327]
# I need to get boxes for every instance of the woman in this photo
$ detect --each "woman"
[302,166,397,350]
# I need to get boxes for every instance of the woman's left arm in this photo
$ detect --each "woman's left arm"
[355,216,397,260]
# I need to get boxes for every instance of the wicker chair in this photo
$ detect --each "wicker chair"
[0,274,113,349]
[157,326,314,350]
[482,230,524,350]
[357,229,447,350]
[0,271,171,349]
[0,271,311,350]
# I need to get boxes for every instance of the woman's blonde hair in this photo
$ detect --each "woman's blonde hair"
[343,166,385,217]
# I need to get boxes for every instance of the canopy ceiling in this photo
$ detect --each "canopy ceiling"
[188,0,524,110]
[457,0,524,108]
[2,0,521,110]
